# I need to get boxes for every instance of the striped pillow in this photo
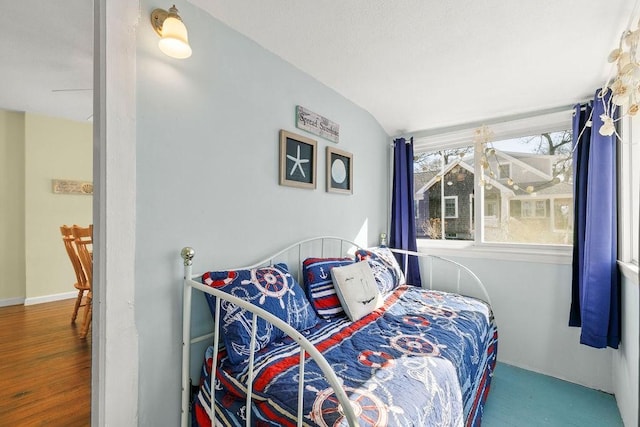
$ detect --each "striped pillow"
[302,257,354,319]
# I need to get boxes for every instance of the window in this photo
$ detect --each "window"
[414,145,474,240]
[521,200,546,218]
[412,111,573,245]
[485,200,497,217]
[498,163,511,180]
[444,196,458,218]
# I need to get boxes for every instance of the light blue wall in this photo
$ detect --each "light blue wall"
[430,254,615,392]
[613,273,639,427]
[135,1,389,424]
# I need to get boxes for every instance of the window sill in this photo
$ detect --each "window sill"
[618,261,639,285]
[416,239,572,264]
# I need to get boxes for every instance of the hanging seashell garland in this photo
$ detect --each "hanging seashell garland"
[597,17,640,137]
[472,125,568,195]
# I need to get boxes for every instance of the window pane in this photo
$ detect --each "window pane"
[414,147,474,240]
[444,196,458,218]
[482,130,573,244]
[413,128,573,246]
[485,200,497,217]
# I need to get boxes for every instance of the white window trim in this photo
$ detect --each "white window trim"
[619,115,639,265]
[618,261,639,284]
[444,195,458,218]
[616,115,638,284]
[416,238,572,264]
[410,108,575,254]
[412,109,573,152]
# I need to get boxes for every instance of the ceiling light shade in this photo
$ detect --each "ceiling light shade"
[151,5,192,59]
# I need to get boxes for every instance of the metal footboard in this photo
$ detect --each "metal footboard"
[180,237,361,427]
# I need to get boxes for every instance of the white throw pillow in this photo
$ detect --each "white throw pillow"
[330,261,382,321]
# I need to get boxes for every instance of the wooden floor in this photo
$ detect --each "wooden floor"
[0,298,91,426]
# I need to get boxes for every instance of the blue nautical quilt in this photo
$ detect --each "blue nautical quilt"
[193,285,498,426]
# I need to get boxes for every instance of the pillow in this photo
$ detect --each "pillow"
[302,257,354,318]
[201,263,319,365]
[330,261,381,321]
[355,247,406,294]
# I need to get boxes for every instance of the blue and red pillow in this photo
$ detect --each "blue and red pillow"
[302,257,354,319]
[202,263,319,365]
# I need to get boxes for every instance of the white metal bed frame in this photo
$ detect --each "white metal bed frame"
[180,236,491,427]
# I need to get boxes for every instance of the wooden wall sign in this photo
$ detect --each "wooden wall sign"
[52,179,94,195]
[296,105,340,143]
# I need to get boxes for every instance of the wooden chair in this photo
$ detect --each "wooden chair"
[72,225,93,339]
[60,225,90,324]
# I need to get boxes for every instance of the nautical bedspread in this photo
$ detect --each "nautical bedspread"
[194,285,498,427]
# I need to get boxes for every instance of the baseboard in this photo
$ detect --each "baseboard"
[24,291,77,306]
[0,297,26,308]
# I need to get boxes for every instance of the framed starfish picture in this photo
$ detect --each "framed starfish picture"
[279,130,317,189]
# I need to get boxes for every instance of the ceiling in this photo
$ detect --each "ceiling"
[0,1,93,123]
[0,1,636,136]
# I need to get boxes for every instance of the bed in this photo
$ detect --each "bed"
[180,237,498,427]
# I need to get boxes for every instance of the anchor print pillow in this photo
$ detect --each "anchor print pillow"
[302,257,354,319]
[202,263,319,365]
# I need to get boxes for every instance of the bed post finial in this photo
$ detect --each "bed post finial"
[181,247,195,266]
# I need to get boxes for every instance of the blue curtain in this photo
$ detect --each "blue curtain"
[569,90,620,349]
[390,137,422,286]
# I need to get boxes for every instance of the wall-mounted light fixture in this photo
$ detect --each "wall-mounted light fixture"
[150,5,192,59]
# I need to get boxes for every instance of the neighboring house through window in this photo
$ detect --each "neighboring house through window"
[412,111,574,246]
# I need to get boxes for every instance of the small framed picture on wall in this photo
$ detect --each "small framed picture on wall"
[279,130,317,189]
[326,146,353,194]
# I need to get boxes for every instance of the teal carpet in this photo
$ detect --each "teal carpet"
[482,363,623,427]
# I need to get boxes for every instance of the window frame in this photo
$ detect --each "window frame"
[619,115,639,267]
[409,109,575,263]
[444,195,458,219]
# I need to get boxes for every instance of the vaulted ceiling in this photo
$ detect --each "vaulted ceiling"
[0,1,636,135]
